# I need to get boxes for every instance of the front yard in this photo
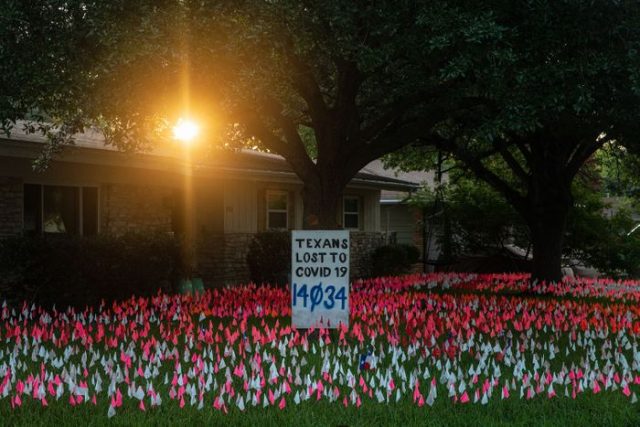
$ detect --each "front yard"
[0,273,639,426]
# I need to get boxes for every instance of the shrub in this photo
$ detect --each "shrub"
[371,244,421,277]
[0,233,181,308]
[246,231,291,285]
[402,244,421,265]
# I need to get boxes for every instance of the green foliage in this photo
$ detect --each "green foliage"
[409,174,529,262]
[371,244,420,277]
[0,0,179,164]
[246,231,291,285]
[407,159,640,278]
[463,1,640,140]
[596,142,640,202]
[0,233,180,308]
[565,182,640,279]
[385,1,640,281]
[428,180,527,259]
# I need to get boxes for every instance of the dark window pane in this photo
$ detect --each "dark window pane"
[268,212,288,229]
[82,187,98,236]
[267,193,288,210]
[43,186,78,235]
[345,213,359,229]
[344,198,359,213]
[23,184,42,235]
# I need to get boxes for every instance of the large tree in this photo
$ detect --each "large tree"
[389,1,640,282]
[1,0,506,227]
[5,2,640,282]
[400,149,640,279]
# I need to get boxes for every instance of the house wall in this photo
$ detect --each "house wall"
[194,177,224,235]
[201,183,384,285]
[0,176,23,237]
[381,203,441,272]
[223,181,381,233]
[223,180,304,232]
[0,154,389,286]
[224,180,259,233]
[255,183,301,232]
[381,203,420,246]
[196,231,386,286]
[340,189,381,232]
[100,183,174,235]
[0,156,184,236]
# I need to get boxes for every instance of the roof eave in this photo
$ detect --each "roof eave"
[0,138,420,190]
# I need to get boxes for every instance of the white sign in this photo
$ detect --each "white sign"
[291,230,349,329]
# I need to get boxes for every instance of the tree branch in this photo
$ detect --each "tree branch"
[566,137,605,179]
[359,81,464,144]
[343,93,485,178]
[332,58,361,114]
[493,137,530,185]
[345,119,426,175]
[430,135,528,213]
[512,138,534,165]
[240,107,317,183]
[332,58,362,146]
[282,38,330,129]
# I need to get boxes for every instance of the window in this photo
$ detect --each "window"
[266,190,288,229]
[23,184,99,236]
[343,196,360,229]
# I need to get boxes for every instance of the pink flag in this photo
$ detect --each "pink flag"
[502,386,509,399]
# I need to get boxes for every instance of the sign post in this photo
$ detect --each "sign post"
[291,230,349,329]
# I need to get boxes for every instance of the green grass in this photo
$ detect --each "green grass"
[1,392,638,426]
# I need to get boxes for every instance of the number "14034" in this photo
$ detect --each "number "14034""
[292,283,347,312]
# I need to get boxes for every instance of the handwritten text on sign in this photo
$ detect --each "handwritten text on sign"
[291,230,349,329]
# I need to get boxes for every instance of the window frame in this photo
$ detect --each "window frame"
[343,195,360,230]
[23,183,100,236]
[266,189,289,230]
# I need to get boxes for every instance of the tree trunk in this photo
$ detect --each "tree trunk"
[301,176,344,229]
[529,213,567,283]
[524,177,572,284]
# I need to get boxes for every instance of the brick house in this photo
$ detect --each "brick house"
[0,128,417,285]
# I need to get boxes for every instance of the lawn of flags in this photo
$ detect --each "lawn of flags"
[0,273,639,418]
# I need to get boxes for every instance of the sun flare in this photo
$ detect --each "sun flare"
[173,118,200,143]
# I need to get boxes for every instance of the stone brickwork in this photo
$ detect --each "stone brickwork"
[100,184,174,235]
[350,231,386,278]
[219,233,253,284]
[196,232,225,284]
[197,231,386,287]
[0,177,22,237]
[197,233,253,286]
